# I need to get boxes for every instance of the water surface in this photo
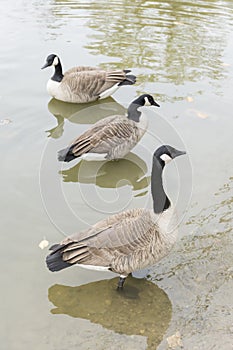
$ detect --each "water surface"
[0,0,233,349]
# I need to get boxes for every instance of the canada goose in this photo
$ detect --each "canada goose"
[41,54,136,103]
[46,145,186,289]
[58,94,160,162]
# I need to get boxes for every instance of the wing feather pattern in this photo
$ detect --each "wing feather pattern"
[69,115,138,158]
[47,209,160,274]
[61,68,135,101]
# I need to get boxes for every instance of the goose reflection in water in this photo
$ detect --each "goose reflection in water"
[48,276,172,350]
[59,152,150,196]
[46,97,126,139]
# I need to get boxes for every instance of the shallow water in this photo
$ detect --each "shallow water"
[48,276,172,350]
[0,0,232,349]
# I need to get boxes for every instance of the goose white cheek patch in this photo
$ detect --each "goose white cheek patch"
[160,153,172,164]
[144,96,151,106]
[52,56,59,66]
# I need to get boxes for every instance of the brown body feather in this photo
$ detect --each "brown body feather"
[58,114,147,162]
[47,207,177,275]
[49,67,136,103]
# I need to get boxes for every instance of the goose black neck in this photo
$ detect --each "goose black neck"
[127,103,141,122]
[151,156,171,214]
[51,61,64,82]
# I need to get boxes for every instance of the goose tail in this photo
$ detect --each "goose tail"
[46,244,72,272]
[119,74,136,86]
[58,146,77,162]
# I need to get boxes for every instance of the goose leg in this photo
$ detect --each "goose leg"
[117,275,126,290]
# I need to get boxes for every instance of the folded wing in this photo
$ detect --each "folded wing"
[47,209,159,271]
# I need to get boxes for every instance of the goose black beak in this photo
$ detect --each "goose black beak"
[41,62,49,69]
[152,101,160,107]
[172,149,186,158]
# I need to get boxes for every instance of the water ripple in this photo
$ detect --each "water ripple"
[44,0,233,93]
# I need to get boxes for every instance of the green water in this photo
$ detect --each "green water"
[0,0,232,349]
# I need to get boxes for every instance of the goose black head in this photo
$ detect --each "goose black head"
[41,54,60,69]
[133,94,160,107]
[154,145,186,166]
[127,94,160,122]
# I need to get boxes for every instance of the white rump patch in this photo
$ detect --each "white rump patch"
[52,56,59,66]
[77,264,110,271]
[99,83,119,99]
[160,153,172,164]
[81,153,108,161]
